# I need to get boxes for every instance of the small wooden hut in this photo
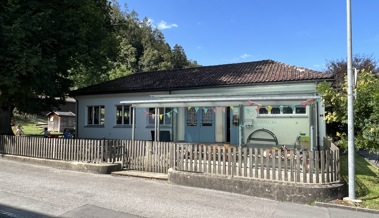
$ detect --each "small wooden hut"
[46,111,76,132]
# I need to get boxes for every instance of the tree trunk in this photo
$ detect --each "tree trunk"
[0,100,15,135]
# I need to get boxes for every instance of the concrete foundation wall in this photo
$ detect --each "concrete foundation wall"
[0,155,121,174]
[168,169,345,204]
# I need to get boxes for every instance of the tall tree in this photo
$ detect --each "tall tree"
[171,44,189,69]
[0,0,118,135]
[324,54,378,90]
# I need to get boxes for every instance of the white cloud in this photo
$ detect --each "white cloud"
[240,54,252,59]
[157,20,178,30]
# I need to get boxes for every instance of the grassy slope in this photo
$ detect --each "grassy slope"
[340,153,379,210]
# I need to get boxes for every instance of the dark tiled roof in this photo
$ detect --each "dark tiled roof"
[70,60,333,96]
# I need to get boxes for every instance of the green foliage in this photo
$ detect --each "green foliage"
[0,0,118,134]
[324,54,378,91]
[0,1,199,135]
[0,0,117,107]
[317,70,379,153]
[171,44,189,69]
[107,3,200,80]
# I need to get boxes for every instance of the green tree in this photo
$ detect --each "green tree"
[0,0,118,135]
[320,55,378,142]
[317,70,379,153]
[109,3,141,77]
[171,44,189,69]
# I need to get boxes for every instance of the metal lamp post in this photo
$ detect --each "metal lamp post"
[345,0,361,202]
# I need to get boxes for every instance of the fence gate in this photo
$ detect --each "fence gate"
[122,141,175,173]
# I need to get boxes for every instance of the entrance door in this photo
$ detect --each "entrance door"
[230,107,240,145]
[185,107,215,143]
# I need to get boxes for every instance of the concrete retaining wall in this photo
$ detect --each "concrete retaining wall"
[0,154,121,174]
[168,168,345,204]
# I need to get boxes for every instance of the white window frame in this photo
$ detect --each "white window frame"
[257,105,307,117]
[148,107,172,126]
[87,105,105,126]
[116,105,133,126]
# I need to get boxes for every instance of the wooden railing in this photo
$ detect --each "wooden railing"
[0,135,339,184]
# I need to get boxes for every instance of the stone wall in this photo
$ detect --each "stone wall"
[168,168,345,204]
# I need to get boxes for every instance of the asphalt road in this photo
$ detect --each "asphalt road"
[0,159,378,218]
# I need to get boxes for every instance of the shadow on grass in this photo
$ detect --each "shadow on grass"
[361,195,379,201]
[340,153,379,199]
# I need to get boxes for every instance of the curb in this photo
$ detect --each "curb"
[111,170,168,180]
[315,202,379,214]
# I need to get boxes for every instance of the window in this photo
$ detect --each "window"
[232,107,240,126]
[187,108,197,126]
[202,109,213,126]
[283,106,293,114]
[87,105,105,125]
[295,106,306,114]
[149,108,172,125]
[271,107,281,114]
[258,105,306,116]
[259,108,268,114]
[116,105,133,125]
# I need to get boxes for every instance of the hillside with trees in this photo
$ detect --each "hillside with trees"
[73,1,199,89]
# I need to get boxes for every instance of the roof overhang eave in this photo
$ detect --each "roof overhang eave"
[121,95,322,108]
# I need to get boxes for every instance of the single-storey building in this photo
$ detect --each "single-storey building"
[70,60,333,150]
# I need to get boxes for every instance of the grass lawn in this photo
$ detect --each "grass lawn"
[12,115,62,136]
[340,153,379,210]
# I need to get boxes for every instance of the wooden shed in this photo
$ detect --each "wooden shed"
[46,111,76,132]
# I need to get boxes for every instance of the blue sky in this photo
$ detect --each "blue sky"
[118,0,379,71]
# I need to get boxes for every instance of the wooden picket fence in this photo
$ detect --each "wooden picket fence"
[0,135,124,163]
[0,135,339,184]
[172,143,340,184]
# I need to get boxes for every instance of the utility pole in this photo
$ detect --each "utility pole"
[345,0,360,203]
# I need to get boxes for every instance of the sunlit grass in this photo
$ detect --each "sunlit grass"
[340,153,379,210]
[12,115,47,135]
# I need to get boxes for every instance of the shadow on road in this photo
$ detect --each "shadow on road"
[0,203,51,218]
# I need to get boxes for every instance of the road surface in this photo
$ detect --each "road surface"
[0,159,378,218]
